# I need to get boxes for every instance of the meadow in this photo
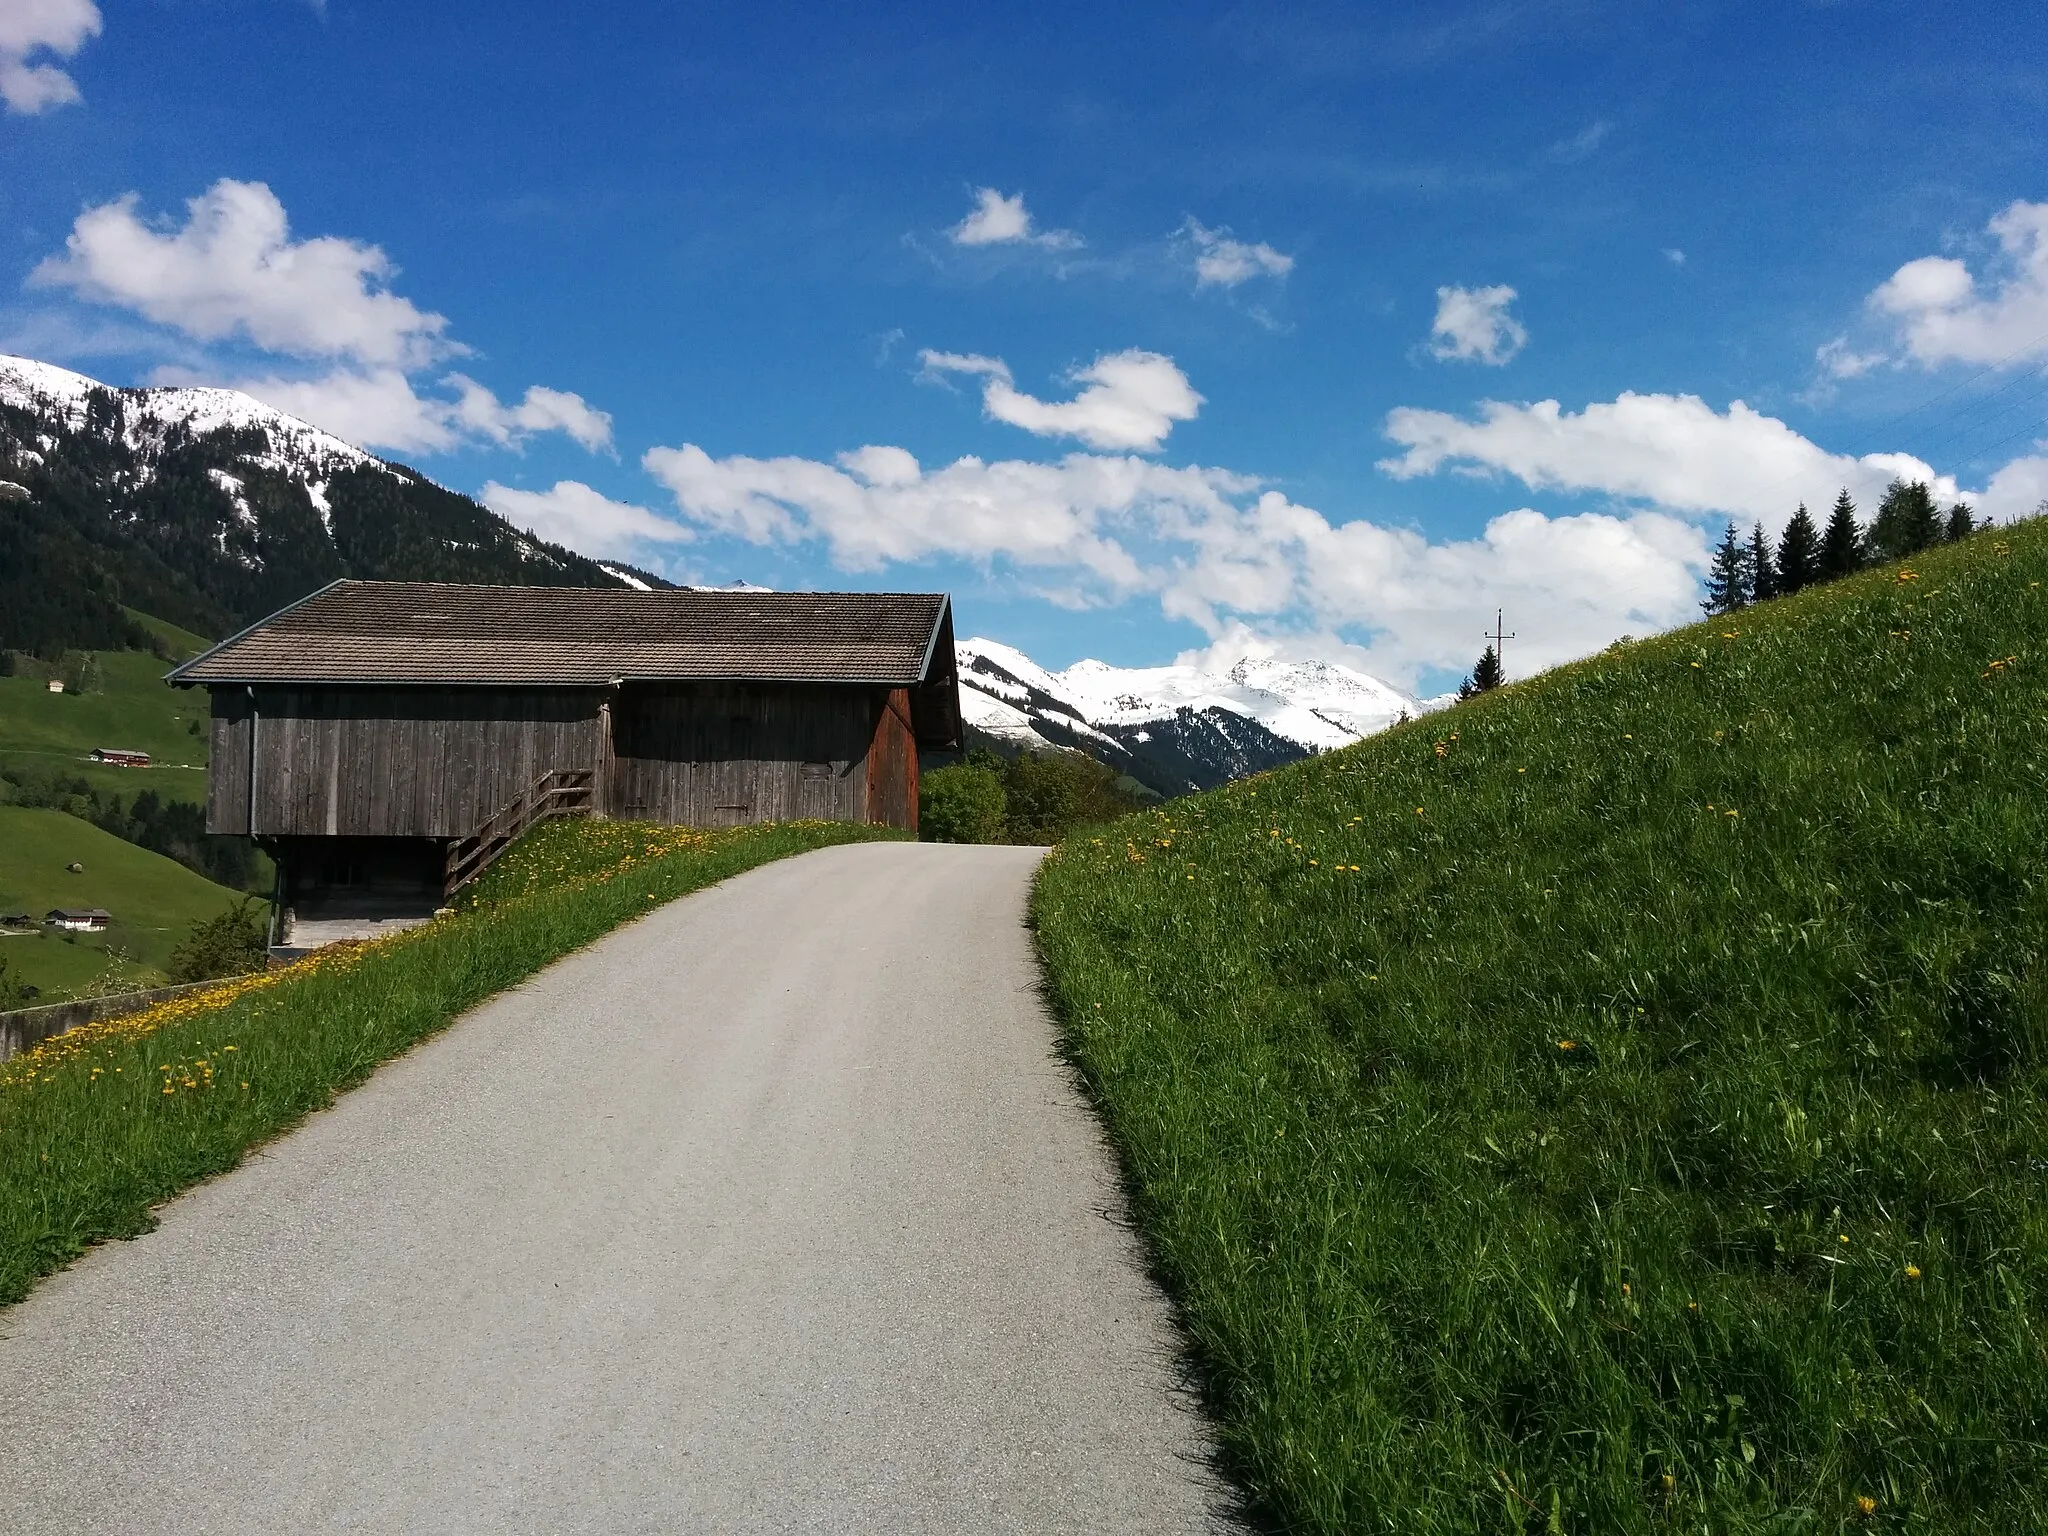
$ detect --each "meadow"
[0,804,246,997]
[0,614,213,801]
[1033,522,2048,1532]
[0,817,899,1307]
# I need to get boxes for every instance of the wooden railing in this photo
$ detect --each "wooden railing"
[444,769,596,898]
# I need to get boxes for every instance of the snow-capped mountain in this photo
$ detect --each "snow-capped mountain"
[0,354,666,655]
[959,637,1425,795]
[1,355,379,489]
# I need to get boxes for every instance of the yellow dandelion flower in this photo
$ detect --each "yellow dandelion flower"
[1905,1263,1922,1278]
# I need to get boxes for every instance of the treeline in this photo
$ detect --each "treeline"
[1704,479,1981,615]
[1,767,258,890]
[919,748,1153,845]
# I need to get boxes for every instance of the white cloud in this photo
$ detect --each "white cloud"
[1547,120,1612,163]
[228,368,612,458]
[1379,391,1960,528]
[0,0,99,114]
[640,437,1709,685]
[479,480,686,559]
[1662,248,1686,267]
[1979,454,2048,523]
[448,375,613,453]
[1867,201,2048,367]
[33,180,452,367]
[1428,284,1527,365]
[1184,219,1294,287]
[226,368,464,456]
[1815,336,1887,380]
[919,347,1202,452]
[948,188,1080,250]
[36,178,611,457]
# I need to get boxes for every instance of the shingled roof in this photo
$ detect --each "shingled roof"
[169,581,955,688]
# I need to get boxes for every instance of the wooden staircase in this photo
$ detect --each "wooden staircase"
[444,769,596,899]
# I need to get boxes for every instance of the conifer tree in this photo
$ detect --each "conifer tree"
[1472,643,1503,692]
[1747,521,1776,602]
[1870,479,1942,562]
[1457,644,1504,699]
[1819,490,1864,581]
[1946,501,1978,541]
[1701,522,1748,614]
[1776,503,1821,594]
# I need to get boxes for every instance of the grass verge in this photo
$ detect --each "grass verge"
[1033,524,2048,1533]
[1,817,898,1309]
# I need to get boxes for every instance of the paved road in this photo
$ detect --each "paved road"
[0,842,1234,1534]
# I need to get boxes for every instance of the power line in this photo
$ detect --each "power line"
[1841,326,2048,459]
[1888,366,2048,461]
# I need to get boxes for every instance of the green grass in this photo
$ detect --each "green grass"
[1033,525,2048,1534]
[0,646,211,800]
[0,817,900,1309]
[0,805,248,996]
[122,606,212,661]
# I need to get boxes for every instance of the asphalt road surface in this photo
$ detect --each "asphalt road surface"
[0,841,1236,1534]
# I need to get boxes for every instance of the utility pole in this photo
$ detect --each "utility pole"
[1485,609,1516,680]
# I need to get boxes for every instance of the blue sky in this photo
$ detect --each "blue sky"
[3,0,2045,692]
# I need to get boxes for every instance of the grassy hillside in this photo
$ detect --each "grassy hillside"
[0,806,248,997]
[0,647,210,801]
[1034,523,2048,1532]
[123,607,211,661]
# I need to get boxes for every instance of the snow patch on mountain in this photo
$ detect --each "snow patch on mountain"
[0,354,384,490]
[955,636,1437,793]
[959,637,1420,758]
[598,562,653,591]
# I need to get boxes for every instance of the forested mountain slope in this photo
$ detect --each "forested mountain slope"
[0,356,665,656]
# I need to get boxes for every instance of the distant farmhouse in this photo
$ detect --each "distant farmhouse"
[90,748,150,767]
[46,909,111,932]
[169,581,960,940]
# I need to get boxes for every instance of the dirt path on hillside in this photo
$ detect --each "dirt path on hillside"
[0,841,1235,1534]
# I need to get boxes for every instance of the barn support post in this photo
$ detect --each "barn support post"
[595,689,615,820]
[245,685,260,837]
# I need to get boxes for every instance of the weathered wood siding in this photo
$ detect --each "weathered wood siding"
[207,690,255,835]
[208,687,604,837]
[864,688,919,831]
[610,682,875,826]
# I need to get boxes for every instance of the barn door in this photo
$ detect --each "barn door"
[864,689,917,829]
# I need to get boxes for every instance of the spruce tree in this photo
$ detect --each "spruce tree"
[1701,522,1748,614]
[1776,503,1821,594]
[1472,643,1503,692]
[1819,490,1864,581]
[1747,521,1776,602]
[1870,479,1942,562]
[1946,501,1978,541]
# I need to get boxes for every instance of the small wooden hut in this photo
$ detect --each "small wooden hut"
[169,581,959,933]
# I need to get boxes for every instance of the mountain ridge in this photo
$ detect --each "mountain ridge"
[0,354,669,657]
[958,636,1429,796]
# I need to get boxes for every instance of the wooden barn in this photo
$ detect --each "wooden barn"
[169,581,959,943]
